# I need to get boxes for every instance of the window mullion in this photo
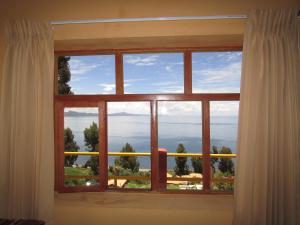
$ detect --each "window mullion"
[150,100,160,191]
[184,51,192,94]
[99,101,108,191]
[115,52,124,95]
[202,100,211,191]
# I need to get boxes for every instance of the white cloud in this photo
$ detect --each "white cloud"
[152,81,178,87]
[69,59,101,75]
[107,102,150,114]
[161,86,184,93]
[216,52,242,62]
[65,101,239,117]
[64,107,98,114]
[124,78,148,83]
[194,62,241,84]
[193,86,240,93]
[125,55,159,66]
[70,87,84,94]
[170,61,184,65]
[97,83,115,92]
[193,62,241,94]
[210,101,239,116]
[158,101,239,116]
[150,81,184,93]
[158,102,201,115]
[71,77,88,82]
[165,66,172,72]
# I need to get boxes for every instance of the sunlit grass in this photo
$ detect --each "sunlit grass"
[64,167,93,176]
[124,181,151,189]
[64,167,97,187]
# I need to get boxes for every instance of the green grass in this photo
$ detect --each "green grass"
[124,181,151,189]
[167,184,180,190]
[212,171,234,191]
[64,167,93,176]
[64,167,190,190]
[64,167,96,187]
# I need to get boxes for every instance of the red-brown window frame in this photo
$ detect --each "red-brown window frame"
[54,46,241,194]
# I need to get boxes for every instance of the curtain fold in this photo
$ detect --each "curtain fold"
[233,9,300,225]
[0,20,54,224]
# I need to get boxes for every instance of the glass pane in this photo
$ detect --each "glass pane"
[192,52,242,93]
[64,156,99,187]
[210,101,239,191]
[123,53,184,94]
[158,101,203,190]
[64,107,99,187]
[58,55,115,95]
[166,155,203,191]
[108,156,151,189]
[107,102,151,189]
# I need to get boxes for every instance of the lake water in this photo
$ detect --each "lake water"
[64,115,238,169]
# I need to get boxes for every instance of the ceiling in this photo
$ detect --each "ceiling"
[0,0,298,50]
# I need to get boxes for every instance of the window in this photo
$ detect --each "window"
[210,101,239,191]
[55,48,241,193]
[158,101,203,190]
[58,55,115,95]
[192,52,242,93]
[123,53,184,94]
[64,107,99,188]
[107,102,151,189]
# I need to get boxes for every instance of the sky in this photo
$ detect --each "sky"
[66,52,242,116]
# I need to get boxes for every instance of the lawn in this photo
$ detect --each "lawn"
[124,181,151,189]
[64,167,93,176]
[63,167,206,191]
[64,167,96,187]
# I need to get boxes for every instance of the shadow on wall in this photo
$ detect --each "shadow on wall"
[0,23,4,83]
[54,192,233,225]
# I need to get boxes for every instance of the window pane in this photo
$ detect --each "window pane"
[210,101,239,191]
[58,55,115,95]
[107,102,151,189]
[64,156,99,187]
[123,53,184,94]
[192,52,242,93]
[158,101,203,190]
[64,107,99,187]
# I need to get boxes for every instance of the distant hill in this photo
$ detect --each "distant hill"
[64,110,147,117]
[109,112,146,116]
[64,111,97,117]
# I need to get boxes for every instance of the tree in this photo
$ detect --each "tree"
[174,143,189,176]
[64,128,79,167]
[114,143,140,173]
[58,56,73,95]
[85,155,99,175]
[218,146,234,175]
[213,171,234,191]
[84,122,98,152]
[84,122,99,175]
[211,146,219,173]
[191,157,202,173]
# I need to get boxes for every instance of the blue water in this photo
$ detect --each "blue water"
[64,115,238,169]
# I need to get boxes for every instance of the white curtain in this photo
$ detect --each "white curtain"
[233,9,300,225]
[0,21,54,224]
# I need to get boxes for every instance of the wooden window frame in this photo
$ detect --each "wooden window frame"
[54,46,241,194]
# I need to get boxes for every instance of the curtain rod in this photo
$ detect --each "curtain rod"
[51,15,247,25]
[52,12,300,25]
